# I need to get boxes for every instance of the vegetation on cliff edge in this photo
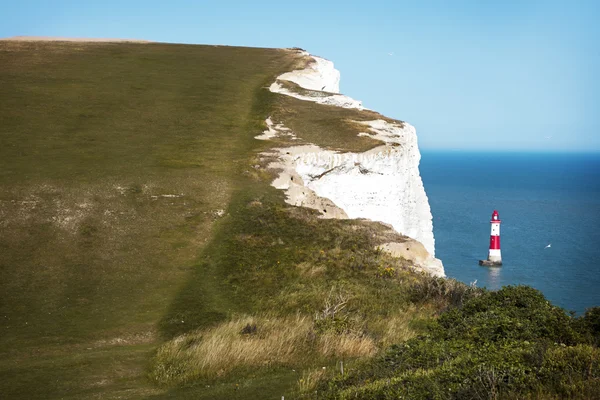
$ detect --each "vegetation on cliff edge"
[310,286,600,399]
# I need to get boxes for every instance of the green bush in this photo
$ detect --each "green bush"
[579,306,600,345]
[434,285,582,345]
[316,285,600,399]
[409,274,483,309]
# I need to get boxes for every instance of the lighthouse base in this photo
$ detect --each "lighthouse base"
[479,259,502,267]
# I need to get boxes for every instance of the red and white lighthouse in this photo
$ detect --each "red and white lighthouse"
[479,210,502,266]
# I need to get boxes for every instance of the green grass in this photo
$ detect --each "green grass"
[147,166,455,391]
[269,81,403,153]
[0,40,298,399]
[0,40,441,400]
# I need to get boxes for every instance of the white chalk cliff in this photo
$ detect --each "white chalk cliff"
[269,52,365,110]
[263,51,444,277]
[276,55,341,93]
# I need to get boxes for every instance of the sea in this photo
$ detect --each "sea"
[420,151,600,314]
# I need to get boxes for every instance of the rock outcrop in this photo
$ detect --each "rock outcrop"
[269,51,365,110]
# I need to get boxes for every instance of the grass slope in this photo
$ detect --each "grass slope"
[0,40,297,399]
[1,40,451,399]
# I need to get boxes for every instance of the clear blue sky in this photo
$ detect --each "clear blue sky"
[2,0,599,151]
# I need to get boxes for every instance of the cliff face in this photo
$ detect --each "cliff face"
[275,55,340,93]
[263,51,444,276]
[269,51,365,110]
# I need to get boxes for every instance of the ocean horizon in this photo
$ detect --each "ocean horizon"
[420,150,600,314]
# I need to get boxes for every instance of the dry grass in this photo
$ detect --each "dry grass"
[284,48,315,71]
[151,312,380,386]
[298,367,328,393]
[409,273,482,309]
[150,272,431,387]
[151,315,313,385]
[297,261,327,278]
[371,305,434,348]
[318,333,376,358]
[380,312,420,346]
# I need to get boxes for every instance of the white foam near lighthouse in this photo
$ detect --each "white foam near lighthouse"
[479,210,502,266]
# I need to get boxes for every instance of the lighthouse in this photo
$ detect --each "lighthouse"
[479,210,502,266]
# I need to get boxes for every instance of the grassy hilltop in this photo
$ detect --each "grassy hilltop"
[1,41,599,399]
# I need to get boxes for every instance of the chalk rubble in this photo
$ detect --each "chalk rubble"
[262,50,444,277]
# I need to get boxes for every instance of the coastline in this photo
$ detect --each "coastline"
[420,150,600,313]
[260,50,444,277]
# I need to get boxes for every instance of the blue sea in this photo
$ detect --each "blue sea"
[420,151,600,314]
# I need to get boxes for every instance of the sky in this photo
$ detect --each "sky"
[2,0,599,151]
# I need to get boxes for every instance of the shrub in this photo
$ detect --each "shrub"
[409,273,482,309]
[316,285,600,399]
[579,306,600,345]
[435,285,582,345]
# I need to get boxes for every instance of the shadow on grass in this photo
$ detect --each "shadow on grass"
[145,367,299,400]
